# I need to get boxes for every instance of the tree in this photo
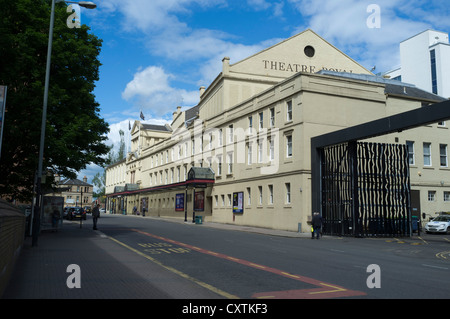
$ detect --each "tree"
[0,0,110,202]
[92,129,126,200]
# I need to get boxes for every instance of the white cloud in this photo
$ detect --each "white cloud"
[122,66,199,116]
[288,0,436,72]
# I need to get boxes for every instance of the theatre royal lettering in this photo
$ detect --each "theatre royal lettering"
[262,60,354,74]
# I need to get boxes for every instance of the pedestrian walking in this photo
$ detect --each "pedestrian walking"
[311,212,323,239]
[51,209,60,230]
[92,204,100,230]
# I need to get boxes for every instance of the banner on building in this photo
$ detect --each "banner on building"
[0,86,7,159]
[194,191,204,211]
[175,193,184,211]
[233,192,244,213]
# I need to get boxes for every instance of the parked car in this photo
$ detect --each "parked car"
[67,207,86,220]
[84,206,92,214]
[99,208,106,214]
[425,215,450,234]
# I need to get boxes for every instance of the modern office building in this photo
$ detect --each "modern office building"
[105,29,450,233]
[384,29,450,98]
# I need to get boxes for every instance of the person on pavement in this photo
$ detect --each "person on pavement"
[311,212,323,239]
[92,204,100,230]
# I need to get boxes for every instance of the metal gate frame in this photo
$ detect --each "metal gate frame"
[311,99,450,237]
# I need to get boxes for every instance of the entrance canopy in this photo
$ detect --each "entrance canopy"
[107,167,215,198]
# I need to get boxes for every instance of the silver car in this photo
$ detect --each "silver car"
[425,215,450,234]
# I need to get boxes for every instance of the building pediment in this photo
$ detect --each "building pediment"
[229,29,372,79]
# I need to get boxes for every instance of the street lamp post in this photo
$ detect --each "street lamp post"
[32,0,96,247]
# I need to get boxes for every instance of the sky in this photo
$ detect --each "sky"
[74,0,450,186]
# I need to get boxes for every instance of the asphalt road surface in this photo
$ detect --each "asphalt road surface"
[90,214,450,300]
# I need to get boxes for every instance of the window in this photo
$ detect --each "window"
[270,108,275,127]
[228,124,234,143]
[269,139,274,161]
[286,100,292,122]
[428,190,436,201]
[286,135,292,158]
[259,112,264,130]
[217,156,222,176]
[406,141,415,165]
[221,195,225,206]
[285,183,291,204]
[247,187,251,205]
[228,194,232,206]
[258,139,263,163]
[423,142,431,166]
[444,192,450,202]
[192,139,195,155]
[227,152,233,174]
[248,142,253,165]
[177,167,180,182]
[258,186,263,205]
[248,116,253,134]
[268,185,273,204]
[209,133,213,150]
[219,129,223,146]
[430,49,438,95]
[440,144,447,167]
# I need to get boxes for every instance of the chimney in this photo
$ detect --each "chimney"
[199,86,205,98]
[222,56,230,75]
[173,106,182,121]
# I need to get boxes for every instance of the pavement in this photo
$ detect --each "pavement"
[1,214,309,300]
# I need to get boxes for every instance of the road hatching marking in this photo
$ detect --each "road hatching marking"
[107,236,239,299]
[128,228,366,299]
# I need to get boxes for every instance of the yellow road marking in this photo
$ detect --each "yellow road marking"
[107,236,239,299]
[309,283,346,295]
[249,263,266,269]
[418,237,428,244]
[282,272,301,279]
[436,251,450,260]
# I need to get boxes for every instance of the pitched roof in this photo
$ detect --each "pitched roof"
[141,123,172,132]
[318,70,447,103]
[60,178,92,187]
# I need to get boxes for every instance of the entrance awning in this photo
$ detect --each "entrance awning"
[106,168,215,198]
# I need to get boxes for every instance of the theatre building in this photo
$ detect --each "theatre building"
[105,29,450,233]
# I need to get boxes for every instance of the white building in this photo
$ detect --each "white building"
[385,30,450,98]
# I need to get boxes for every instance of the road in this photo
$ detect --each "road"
[89,214,450,300]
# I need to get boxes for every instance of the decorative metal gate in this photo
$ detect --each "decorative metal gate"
[321,142,411,237]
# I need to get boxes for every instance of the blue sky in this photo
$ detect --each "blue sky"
[74,0,449,185]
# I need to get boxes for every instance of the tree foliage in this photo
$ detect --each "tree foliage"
[92,129,126,200]
[0,0,110,201]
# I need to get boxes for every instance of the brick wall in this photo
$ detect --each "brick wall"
[0,200,25,297]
